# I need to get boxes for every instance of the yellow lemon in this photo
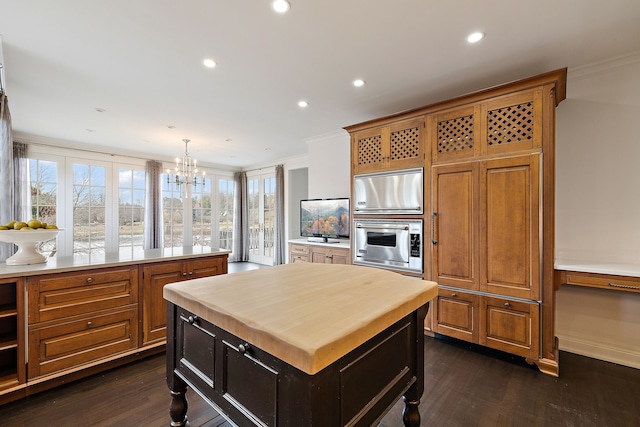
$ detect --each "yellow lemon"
[13,221,27,230]
[27,219,42,228]
[45,224,58,229]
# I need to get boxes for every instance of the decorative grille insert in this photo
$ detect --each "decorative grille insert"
[487,102,534,146]
[390,126,420,160]
[357,135,383,165]
[437,115,474,154]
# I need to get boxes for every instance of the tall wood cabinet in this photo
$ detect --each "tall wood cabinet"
[346,69,567,375]
[0,277,25,394]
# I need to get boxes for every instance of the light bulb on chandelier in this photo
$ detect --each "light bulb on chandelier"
[166,139,205,190]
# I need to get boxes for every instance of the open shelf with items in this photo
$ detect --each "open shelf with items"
[0,277,25,392]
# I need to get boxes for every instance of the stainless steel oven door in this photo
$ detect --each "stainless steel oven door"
[354,220,422,273]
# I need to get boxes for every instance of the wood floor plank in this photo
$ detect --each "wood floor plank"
[1,335,639,426]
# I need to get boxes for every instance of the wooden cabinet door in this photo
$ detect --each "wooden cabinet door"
[479,295,539,359]
[432,162,479,290]
[352,127,387,174]
[142,261,184,345]
[430,105,480,163]
[481,88,543,156]
[480,155,540,300]
[434,288,479,343]
[310,247,331,264]
[188,256,227,279]
[387,118,425,171]
[329,248,349,265]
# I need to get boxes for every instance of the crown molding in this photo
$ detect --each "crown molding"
[568,50,640,82]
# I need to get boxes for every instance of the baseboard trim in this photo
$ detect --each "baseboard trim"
[558,335,640,369]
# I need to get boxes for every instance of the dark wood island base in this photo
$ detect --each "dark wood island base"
[167,302,429,427]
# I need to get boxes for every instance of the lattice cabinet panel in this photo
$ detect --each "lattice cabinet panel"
[482,89,542,155]
[430,105,479,162]
[357,134,383,166]
[352,117,425,173]
[390,126,420,161]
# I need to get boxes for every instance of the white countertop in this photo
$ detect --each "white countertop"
[288,238,350,249]
[555,259,640,278]
[0,246,230,279]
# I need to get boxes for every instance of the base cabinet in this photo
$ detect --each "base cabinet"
[142,256,227,345]
[27,266,139,379]
[289,242,350,265]
[434,288,539,359]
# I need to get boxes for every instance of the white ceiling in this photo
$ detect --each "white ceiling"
[1,0,639,170]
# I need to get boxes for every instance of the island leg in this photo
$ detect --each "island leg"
[402,303,428,427]
[402,394,421,426]
[169,379,190,427]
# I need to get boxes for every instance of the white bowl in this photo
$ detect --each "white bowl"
[0,228,63,265]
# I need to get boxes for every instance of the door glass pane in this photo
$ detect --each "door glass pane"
[248,178,260,256]
[263,177,275,258]
[73,164,106,256]
[218,179,234,250]
[192,177,213,247]
[118,168,145,256]
[29,159,58,254]
[162,177,184,247]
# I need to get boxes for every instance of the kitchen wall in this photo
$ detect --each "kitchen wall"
[555,52,640,369]
[307,133,350,199]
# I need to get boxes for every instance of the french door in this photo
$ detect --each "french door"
[248,173,276,265]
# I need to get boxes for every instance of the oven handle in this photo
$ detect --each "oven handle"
[354,207,421,212]
[356,224,409,231]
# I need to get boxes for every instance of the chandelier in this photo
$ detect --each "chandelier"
[166,139,205,189]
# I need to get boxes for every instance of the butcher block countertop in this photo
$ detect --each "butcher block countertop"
[164,262,438,375]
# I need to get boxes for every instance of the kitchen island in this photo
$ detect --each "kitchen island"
[165,262,438,427]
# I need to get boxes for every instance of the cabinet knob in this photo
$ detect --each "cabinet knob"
[189,272,193,276]
[86,277,93,283]
[182,272,187,277]
[238,343,251,355]
[504,302,511,308]
[87,321,93,327]
[187,315,198,325]
[451,293,457,297]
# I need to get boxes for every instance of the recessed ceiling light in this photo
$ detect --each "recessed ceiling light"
[225,138,233,143]
[298,100,308,107]
[467,32,485,43]
[167,125,176,129]
[94,108,106,113]
[203,58,217,68]
[353,79,365,87]
[272,0,290,13]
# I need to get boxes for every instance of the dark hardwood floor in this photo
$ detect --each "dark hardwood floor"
[1,334,638,427]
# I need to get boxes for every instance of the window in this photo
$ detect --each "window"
[29,158,58,254]
[218,179,234,250]
[118,168,146,255]
[72,162,108,256]
[192,177,213,247]
[162,178,184,248]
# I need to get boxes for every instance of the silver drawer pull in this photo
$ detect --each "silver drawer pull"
[238,343,251,355]
[182,272,187,276]
[451,293,457,297]
[609,282,640,290]
[87,321,93,327]
[504,302,511,308]
[187,315,198,325]
[86,277,93,283]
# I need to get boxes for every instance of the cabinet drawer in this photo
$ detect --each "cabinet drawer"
[28,308,138,379]
[28,267,139,324]
[290,255,309,263]
[479,295,539,359]
[561,271,640,294]
[434,288,479,342]
[290,244,309,256]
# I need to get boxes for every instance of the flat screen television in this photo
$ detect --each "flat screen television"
[300,198,350,242]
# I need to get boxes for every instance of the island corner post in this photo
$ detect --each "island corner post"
[163,262,437,427]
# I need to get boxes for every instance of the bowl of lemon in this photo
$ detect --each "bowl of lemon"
[0,220,62,265]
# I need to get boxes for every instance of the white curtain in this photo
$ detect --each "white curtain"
[230,171,248,262]
[143,160,164,250]
[0,91,14,261]
[274,165,285,265]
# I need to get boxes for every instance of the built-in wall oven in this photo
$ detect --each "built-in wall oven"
[354,219,423,273]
